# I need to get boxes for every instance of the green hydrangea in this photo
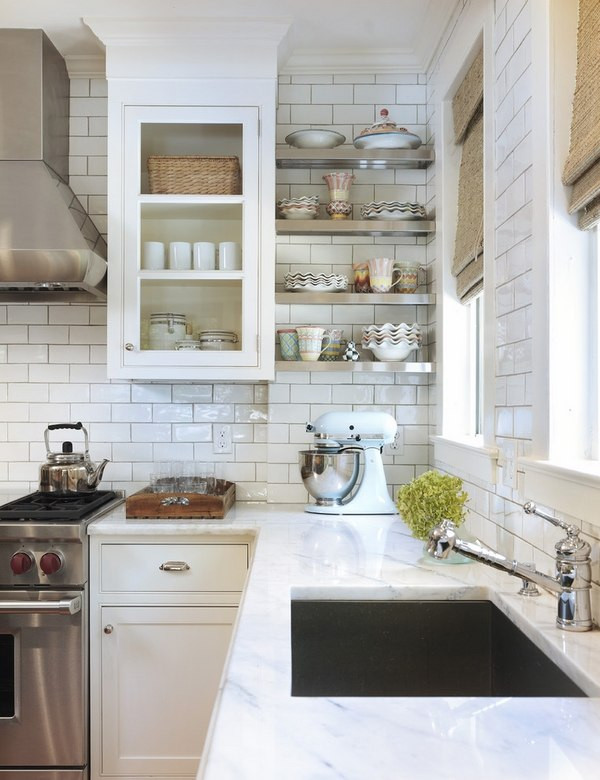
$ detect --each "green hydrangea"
[396,470,468,541]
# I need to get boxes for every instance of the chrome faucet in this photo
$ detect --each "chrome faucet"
[426,501,593,632]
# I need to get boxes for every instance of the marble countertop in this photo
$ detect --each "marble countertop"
[90,502,600,780]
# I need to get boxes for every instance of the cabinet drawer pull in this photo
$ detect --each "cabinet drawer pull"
[159,561,191,572]
[104,624,113,634]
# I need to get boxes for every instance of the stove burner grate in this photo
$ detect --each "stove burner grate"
[0,490,118,521]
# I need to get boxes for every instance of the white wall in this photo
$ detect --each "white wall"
[430,0,600,624]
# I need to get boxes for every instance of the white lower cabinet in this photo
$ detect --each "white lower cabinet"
[90,535,251,780]
[101,605,235,776]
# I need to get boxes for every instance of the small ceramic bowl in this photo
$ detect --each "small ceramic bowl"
[326,200,353,220]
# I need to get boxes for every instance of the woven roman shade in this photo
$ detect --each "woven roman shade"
[562,0,600,230]
[452,49,484,303]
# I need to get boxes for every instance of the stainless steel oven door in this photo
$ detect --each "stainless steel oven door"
[0,590,87,774]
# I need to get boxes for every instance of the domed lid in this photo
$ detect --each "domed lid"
[358,108,409,136]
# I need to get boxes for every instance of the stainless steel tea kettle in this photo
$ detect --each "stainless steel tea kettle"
[39,422,109,493]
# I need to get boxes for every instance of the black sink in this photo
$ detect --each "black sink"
[291,600,587,697]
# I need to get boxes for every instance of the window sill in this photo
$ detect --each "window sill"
[431,435,498,484]
[521,458,600,529]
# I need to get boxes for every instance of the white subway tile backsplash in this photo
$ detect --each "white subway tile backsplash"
[354,84,396,104]
[69,403,111,422]
[395,84,427,104]
[111,404,152,423]
[214,384,254,404]
[290,104,332,124]
[69,364,108,383]
[291,384,331,404]
[7,306,48,325]
[130,423,170,442]
[279,84,311,104]
[91,384,131,403]
[48,384,89,403]
[8,383,48,403]
[333,104,376,124]
[312,84,354,104]
[172,423,212,442]
[0,325,28,343]
[0,363,28,382]
[49,345,88,363]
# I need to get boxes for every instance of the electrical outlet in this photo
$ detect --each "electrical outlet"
[213,424,232,454]
[389,431,401,451]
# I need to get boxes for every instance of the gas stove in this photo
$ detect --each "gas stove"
[0,489,120,522]
[0,490,124,588]
[0,488,124,779]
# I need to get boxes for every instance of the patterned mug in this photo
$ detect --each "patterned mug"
[296,326,332,361]
[320,329,345,361]
[277,329,300,361]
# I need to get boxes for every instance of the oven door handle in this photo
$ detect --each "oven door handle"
[0,595,82,615]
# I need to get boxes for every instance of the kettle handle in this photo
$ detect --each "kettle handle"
[44,422,90,458]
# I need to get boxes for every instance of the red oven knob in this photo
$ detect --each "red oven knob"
[40,552,63,575]
[10,551,34,575]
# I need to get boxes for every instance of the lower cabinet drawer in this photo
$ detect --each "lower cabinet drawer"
[100,543,248,592]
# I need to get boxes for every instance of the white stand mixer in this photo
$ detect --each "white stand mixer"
[299,411,398,515]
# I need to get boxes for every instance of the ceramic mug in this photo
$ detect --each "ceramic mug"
[367,257,401,293]
[296,326,332,362]
[219,242,242,271]
[169,241,192,270]
[142,241,165,270]
[277,328,300,361]
[320,329,345,361]
[193,242,216,270]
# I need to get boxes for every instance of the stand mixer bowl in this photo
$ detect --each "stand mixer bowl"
[299,450,360,506]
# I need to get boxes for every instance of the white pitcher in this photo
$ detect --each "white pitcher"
[367,257,401,293]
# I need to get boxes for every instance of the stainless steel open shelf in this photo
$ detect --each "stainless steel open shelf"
[274,361,435,373]
[276,219,435,237]
[276,147,434,169]
[275,292,435,305]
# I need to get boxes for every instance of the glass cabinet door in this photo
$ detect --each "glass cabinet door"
[121,105,259,372]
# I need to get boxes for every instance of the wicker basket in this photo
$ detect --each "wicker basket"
[147,155,241,195]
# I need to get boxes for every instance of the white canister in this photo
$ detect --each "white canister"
[168,242,192,270]
[193,242,216,270]
[141,241,166,270]
[218,242,242,271]
[148,313,187,350]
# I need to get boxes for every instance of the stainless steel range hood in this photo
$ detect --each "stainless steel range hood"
[0,29,107,302]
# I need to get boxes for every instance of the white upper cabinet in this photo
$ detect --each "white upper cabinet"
[88,17,286,381]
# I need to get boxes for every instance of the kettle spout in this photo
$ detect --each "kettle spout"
[87,458,109,488]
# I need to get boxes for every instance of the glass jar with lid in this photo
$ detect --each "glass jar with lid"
[148,313,187,350]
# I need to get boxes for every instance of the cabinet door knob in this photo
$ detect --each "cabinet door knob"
[104,624,114,634]
[159,561,190,572]
[125,343,134,351]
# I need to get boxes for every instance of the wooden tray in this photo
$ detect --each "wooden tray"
[125,479,235,519]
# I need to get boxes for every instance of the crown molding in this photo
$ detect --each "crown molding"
[84,17,291,45]
[280,47,423,75]
[64,53,106,79]
[84,16,291,79]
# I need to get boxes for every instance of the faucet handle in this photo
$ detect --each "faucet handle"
[523,501,581,539]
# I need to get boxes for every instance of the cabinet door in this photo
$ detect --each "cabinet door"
[115,104,260,379]
[101,605,235,776]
